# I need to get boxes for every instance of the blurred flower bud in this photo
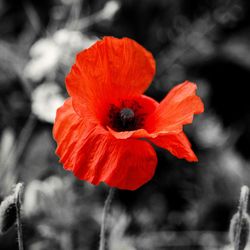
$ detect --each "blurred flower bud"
[31,82,65,123]
[229,186,250,250]
[230,212,250,250]
[0,183,23,234]
[101,1,120,20]
[0,194,16,234]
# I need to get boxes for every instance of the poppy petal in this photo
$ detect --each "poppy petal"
[53,98,157,190]
[66,37,156,119]
[150,132,198,162]
[73,126,157,190]
[145,81,204,134]
[53,98,95,170]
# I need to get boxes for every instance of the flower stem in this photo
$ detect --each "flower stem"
[235,186,249,250]
[15,183,24,250]
[99,188,115,250]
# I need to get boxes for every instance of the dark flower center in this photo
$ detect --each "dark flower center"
[108,102,144,132]
[120,108,135,128]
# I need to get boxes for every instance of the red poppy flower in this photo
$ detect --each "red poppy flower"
[53,37,204,190]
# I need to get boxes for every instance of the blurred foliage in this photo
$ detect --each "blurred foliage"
[1,0,250,249]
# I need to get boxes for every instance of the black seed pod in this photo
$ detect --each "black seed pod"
[0,194,16,234]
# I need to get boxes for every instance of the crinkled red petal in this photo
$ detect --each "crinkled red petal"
[53,98,95,170]
[66,36,156,121]
[53,98,157,190]
[145,81,204,134]
[149,132,198,162]
[108,81,203,162]
[73,126,157,190]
